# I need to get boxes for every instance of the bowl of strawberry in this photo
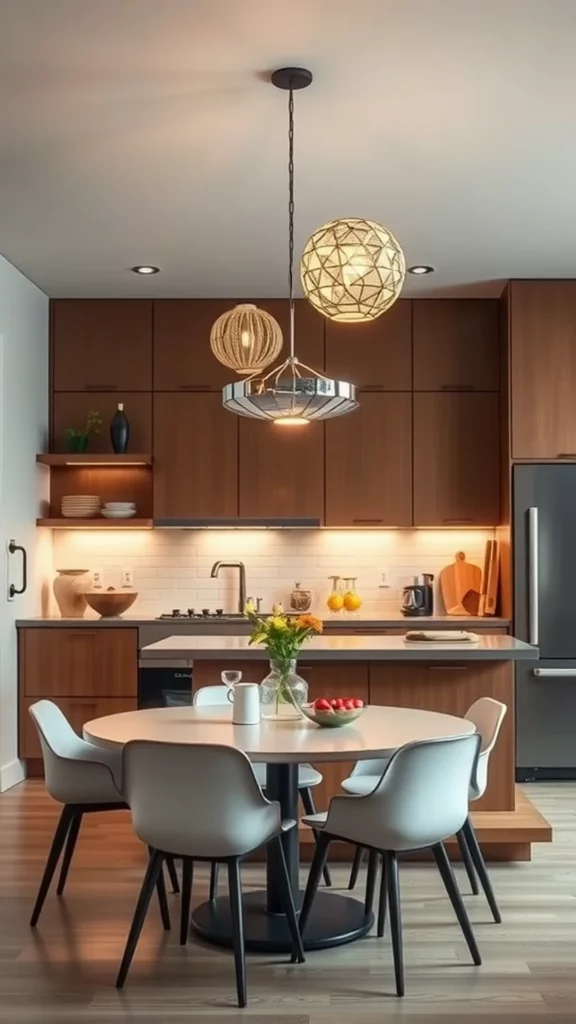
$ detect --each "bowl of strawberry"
[300,696,365,727]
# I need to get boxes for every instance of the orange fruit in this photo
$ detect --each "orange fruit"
[327,593,344,611]
[343,592,362,611]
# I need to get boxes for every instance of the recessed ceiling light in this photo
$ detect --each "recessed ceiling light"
[407,265,435,275]
[131,265,160,275]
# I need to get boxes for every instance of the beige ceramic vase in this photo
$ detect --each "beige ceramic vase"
[53,569,90,618]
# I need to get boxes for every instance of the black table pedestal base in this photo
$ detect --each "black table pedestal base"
[191,889,374,953]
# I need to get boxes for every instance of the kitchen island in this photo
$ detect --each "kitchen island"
[141,632,550,863]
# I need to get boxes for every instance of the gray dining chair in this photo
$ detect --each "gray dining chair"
[300,733,482,997]
[343,697,506,922]
[28,699,179,927]
[194,684,332,888]
[117,740,304,1007]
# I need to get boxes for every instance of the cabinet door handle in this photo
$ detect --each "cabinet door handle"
[8,540,27,599]
[440,384,475,391]
[427,664,468,671]
[442,518,474,524]
[85,384,118,391]
[558,453,576,458]
[352,518,384,524]
[67,631,97,638]
[67,698,98,705]
[179,384,210,391]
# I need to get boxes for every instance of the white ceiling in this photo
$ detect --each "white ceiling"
[1,0,576,298]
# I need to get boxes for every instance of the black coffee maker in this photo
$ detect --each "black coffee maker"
[401,574,434,617]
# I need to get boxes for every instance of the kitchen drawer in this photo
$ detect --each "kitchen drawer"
[20,696,136,760]
[20,628,138,698]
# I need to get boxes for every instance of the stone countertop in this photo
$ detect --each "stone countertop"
[141,633,537,662]
[15,614,511,629]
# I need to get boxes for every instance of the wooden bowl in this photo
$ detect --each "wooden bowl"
[300,704,365,728]
[84,591,138,618]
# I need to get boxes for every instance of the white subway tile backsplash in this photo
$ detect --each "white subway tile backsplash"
[52,528,495,617]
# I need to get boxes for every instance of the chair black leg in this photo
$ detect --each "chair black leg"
[56,811,83,896]
[348,845,365,890]
[385,851,404,997]
[150,848,170,931]
[432,842,481,965]
[299,830,331,936]
[299,787,332,888]
[165,855,180,894]
[179,857,194,945]
[116,849,164,988]
[209,862,219,900]
[30,805,74,926]
[364,848,379,916]
[462,818,502,924]
[377,853,387,937]
[456,828,479,895]
[227,858,247,1008]
[270,836,305,964]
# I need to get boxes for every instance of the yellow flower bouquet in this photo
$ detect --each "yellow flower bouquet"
[248,612,323,718]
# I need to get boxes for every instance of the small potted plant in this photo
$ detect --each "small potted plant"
[248,611,323,719]
[64,410,102,453]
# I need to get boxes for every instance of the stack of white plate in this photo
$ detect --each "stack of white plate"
[61,495,101,518]
[102,502,137,520]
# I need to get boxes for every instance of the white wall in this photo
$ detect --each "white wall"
[53,527,494,617]
[0,255,51,789]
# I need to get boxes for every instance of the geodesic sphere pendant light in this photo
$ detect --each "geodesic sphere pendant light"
[301,217,406,323]
[210,303,283,374]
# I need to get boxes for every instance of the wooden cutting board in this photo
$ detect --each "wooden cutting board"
[440,551,482,616]
[483,539,500,615]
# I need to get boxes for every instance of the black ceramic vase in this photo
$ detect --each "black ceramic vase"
[110,403,130,454]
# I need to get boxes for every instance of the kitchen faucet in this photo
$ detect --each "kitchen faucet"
[210,561,247,615]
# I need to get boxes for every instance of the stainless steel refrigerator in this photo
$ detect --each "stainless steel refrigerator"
[514,463,576,780]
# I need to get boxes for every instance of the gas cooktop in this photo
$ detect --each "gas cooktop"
[156,609,245,620]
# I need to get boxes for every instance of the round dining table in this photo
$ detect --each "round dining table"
[84,704,475,953]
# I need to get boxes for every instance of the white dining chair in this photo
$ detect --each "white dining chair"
[194,684,332,888]
[343,696,507,922]
[300,733,482,997]
[117,740,304,1007]
[28,700,180,927]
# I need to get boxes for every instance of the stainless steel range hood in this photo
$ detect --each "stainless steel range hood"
[153,517,321,529]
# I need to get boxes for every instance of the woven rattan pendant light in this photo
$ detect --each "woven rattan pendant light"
[222,68,357,425]
[210,303,283,374]
[301,217,405,322]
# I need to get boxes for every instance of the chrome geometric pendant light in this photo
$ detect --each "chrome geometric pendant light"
[222,68,358,425]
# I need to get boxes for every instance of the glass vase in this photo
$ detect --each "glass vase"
[260,659,308,720]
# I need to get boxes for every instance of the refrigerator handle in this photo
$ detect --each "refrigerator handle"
[528,507,539,645]
[533,668,576,678]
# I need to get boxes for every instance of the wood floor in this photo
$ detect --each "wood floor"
[0,781,573,1022]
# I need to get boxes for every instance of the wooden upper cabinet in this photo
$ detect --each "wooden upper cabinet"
[154,300,239,391]
[324,300,411,389]
[21,628,138,698]
[52,300,152,391]
[52,392,152,452]
[413,300,499,391]
[325,393,412,526]
[153,298,324,391]
[154,392,238,518]
[510,281,576,458]
[239,419,324,520]
[413,392,500,526]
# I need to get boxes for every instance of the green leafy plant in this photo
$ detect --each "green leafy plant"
[64,410,102,452]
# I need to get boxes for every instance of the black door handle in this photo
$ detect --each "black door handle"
[8,540,27,598]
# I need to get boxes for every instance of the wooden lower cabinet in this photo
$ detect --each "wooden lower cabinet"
[369,661,514,811]
[20,696,136,760]
[299,661,369,817]
[20,628,138,698]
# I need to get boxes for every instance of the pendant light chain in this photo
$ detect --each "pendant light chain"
[288,85,296,361]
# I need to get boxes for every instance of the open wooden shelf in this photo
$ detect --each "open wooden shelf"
[37,453,152,467]
[36,518,153,529]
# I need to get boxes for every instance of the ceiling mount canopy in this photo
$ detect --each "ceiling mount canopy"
[221,67,358,426]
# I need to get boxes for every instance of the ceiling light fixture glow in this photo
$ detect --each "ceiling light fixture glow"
[221,67,358,426]
[131,265,160,275]
[407,265,435,275]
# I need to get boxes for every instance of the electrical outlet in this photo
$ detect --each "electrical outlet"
[92,569,103,589]
[121,569,134,589]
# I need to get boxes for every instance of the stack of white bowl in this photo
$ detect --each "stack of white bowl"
[61,495,101,518]
[102,502,137,519]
